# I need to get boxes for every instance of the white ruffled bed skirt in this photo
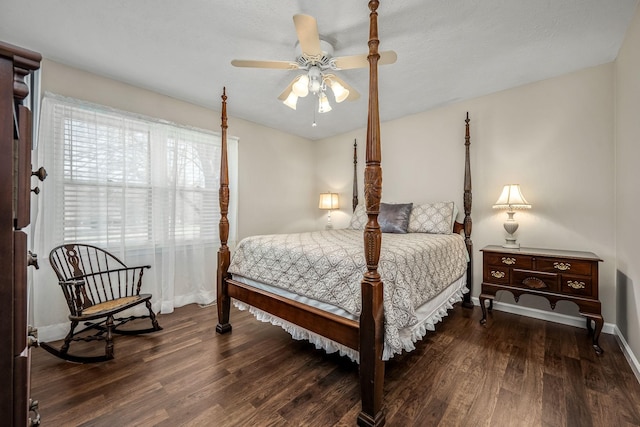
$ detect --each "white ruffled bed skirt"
[233,281,468,362]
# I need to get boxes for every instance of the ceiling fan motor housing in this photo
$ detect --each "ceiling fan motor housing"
[295,39,335,71]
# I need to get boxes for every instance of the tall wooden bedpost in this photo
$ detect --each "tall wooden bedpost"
[353,139,358,212]
[216,87,232,334]
[461,112,474,308]
[358,1,385,426]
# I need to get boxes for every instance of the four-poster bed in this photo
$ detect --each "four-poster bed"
[215,2,473,425]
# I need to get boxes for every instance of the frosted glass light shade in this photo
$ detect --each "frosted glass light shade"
[330,80,349,103]
[283,92,298,110]
[318,92,332,113]
[292,75,309,97]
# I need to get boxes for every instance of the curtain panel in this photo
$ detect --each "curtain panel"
[32,93,238,340]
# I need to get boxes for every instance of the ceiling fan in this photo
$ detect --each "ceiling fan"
[231,14,397,113]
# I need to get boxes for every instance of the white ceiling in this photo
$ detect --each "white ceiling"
[1,0,637,140]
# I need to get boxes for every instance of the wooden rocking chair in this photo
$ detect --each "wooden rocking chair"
[40,243,162,363]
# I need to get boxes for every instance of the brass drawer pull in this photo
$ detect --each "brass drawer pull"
[567,280,586,290]
[553,262,571,271]
[501,257,516,265]
[491,270,505,279]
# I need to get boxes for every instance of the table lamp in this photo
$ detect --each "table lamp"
[319,192,339,230]
[493,184,531,248]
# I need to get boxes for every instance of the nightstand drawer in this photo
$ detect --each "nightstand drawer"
[483,266,509,284]
[560,275,593,296]
[484,253,531,269]
[512,269,559,292]
[536,257,593,275]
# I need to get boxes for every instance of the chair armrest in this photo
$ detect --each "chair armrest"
[66,265,151,299]
[72,265,150,281]
[59,279,88,316]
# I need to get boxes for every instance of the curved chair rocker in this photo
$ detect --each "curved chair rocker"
[40,243,162,363]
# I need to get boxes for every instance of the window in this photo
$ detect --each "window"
[39,94,232,248]
[34,92,238,321]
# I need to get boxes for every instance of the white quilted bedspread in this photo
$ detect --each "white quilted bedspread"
[228,229,468,356]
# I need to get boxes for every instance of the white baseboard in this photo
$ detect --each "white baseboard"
[613,325,640,384]
[472,297,640,383]
[471,297,615,334]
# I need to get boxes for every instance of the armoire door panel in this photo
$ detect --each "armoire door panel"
[16,105,32,230]
[14,230,27,356]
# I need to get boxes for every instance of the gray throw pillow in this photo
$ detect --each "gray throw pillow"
[378,202,413,233]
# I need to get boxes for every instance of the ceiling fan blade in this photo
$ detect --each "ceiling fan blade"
[328,75,360,101]
[231,59,299,70]
[293,14,322,56]
[277,77,297,101]
[332,50,398,70]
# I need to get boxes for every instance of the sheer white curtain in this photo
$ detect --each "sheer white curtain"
[32,93,238,340]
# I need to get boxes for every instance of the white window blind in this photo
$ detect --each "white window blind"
[44,95,226,247]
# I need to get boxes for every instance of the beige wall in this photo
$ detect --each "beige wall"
[615,2,640,364]
[40,59,316,240]
[39,42,637,366]
[316,63,617,323]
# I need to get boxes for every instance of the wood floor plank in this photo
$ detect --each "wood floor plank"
[29,303,640,426]
[541,372,567,427]
[563,355,595,427]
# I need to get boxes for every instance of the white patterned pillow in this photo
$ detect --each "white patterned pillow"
[408,201,455,234]
[348,204,367,230]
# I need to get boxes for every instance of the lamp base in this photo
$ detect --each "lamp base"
[323,209,335,230]
[502,237,520,249]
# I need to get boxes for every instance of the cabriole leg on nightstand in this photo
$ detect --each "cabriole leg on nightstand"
[583,313,604,355]
[479,294,493,325]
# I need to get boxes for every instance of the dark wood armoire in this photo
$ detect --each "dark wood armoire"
[0,41,43,426]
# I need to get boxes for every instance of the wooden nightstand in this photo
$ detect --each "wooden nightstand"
[479,245,604,354]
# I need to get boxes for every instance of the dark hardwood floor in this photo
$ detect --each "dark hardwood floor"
[31,303,640,426]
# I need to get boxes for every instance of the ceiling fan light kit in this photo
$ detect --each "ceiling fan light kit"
[231,13,397,121]
[285,66,344,113]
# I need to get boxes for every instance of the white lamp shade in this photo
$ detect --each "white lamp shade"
[493,184,531,210]
[319,192,339,210]
[283,92,298,110]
